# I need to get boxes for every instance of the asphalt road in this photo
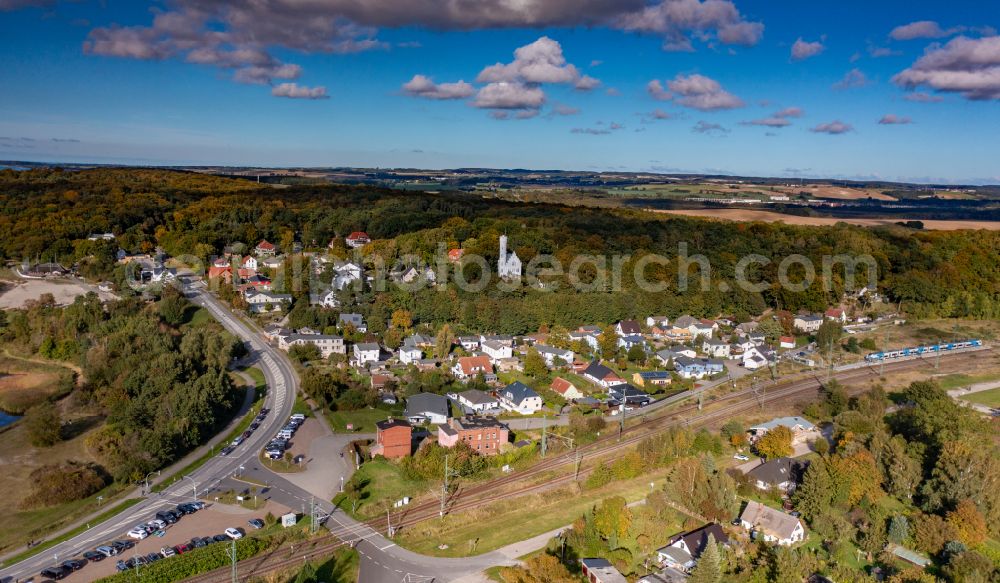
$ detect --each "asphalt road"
[0,279,513,583]
[0,280,298,583]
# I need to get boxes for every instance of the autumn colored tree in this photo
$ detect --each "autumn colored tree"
[946,499,987,547]
[25,401,62,447]
[593,496,632,550]
[754,425,793,460]
[523,347,548,378]
[597,325,619,358]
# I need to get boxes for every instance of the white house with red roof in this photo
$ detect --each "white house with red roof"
[345,231,371,249]
[255,240,276,257]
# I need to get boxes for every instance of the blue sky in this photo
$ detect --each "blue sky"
[0,0,998,183]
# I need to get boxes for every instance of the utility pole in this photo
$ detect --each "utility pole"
[230,538,237,583]
[826,338,834,384]
[440,455,457,518]
[618,402,625,441]
[386,509,393,537]
[698,391,703,411]
[574,449,582,482]
[540,414,547,458]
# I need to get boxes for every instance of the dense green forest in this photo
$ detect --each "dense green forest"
[1,290,243,483]
[2,168,999,334]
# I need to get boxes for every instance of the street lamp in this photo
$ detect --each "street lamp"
[181,475,198,503]
[144,470,161,495]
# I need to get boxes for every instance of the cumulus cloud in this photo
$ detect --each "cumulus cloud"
[476,36,598,89]
[903,91,944,103]
[878,114,912,125]
[740,106,802,128]
[649,108,673,120]
[791,38,824,61]
[890,21,964,41]
[401,74,475,100]
[614,0,763,51]
[692,120,728,134]
[648,73,744,111]
[892,35,1000,100]
[473,82,546,110]
[271,83,329,99]
[833,68,869,90]
[810,120,853,134]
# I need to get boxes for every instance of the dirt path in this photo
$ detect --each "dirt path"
[2,349,85,385]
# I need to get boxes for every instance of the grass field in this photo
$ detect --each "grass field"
[334,459,429,520]
[393,470,672,557]
[934,372,1000,391]
[964,387,1000,408]
[648,208,1000,231]
[325,406,402,433]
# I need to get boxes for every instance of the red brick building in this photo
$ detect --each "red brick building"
[373,418,412,459]
[437,416,509,456]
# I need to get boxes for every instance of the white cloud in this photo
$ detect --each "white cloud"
[893,35,1000,100]
[401,74,475,100]
[473,82,546,110]
[271,83,329,99]
[791,38,824,61]
[692,120,728,134]
[476,36,598,90]
[614,0,763,51]
[810,120,853,134]
[902,91,944,103]
[833,68,869,90]
[890,20,964,41]
[648,73,744,111]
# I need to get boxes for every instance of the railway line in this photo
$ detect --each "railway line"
[182,536,347,583]
[370,347,991,533]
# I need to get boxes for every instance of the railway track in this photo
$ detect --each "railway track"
[370,348,990,532]
[182,535,346,583]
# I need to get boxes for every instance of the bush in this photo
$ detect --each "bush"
[25,401,62,447]
[19,461,109,509]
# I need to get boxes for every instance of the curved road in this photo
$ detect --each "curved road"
[0,279,513,583]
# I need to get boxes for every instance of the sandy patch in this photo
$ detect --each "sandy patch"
[649,208,1000,231]
[0,279,118,309]
[57,500,290,583]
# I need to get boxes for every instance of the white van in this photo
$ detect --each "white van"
[277,429,293,440]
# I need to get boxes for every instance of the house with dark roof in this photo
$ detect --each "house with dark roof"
[453,389,500,414]
[656,523,730,571]
[615,319,642,336]
[673,356,725,380]
[746,457,808,492]
[608,383,651,408]
[339,313,367,332]
[632,371,672,388]
[404,393,449,425]
[582,361,625,387]
[498,381,543,415]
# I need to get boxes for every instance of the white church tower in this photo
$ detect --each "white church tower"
[497,234,522,280]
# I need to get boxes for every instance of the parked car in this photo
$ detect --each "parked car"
[191,501,205,510]
[191,537,207,548]
[231,436,245,447]
[127,527,148,540]
[155,510,178,524]
[60,560,83,571]
[290,413,305,422]
[220,445,236,456]
[40,567,68,580]
[247,518,265,529]
[83,550,106,562]
[224,527,244,540]
[213,534,230,542]
[242,429,253,439]
[175,543,192,554]
[95,545,117,557]
[133,555,148,567]
[146,552,162,563]
[733,453,750,461]
[160,547,176,558]
[250,422,260,430]
[115,560,129,572]
[148,519,167,530]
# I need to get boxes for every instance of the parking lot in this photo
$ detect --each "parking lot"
[46,500,290,583]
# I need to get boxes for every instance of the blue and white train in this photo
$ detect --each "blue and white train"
[865,339,983,363]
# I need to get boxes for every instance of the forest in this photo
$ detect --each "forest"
[1,290,243,486]
[2,168,1000,336]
